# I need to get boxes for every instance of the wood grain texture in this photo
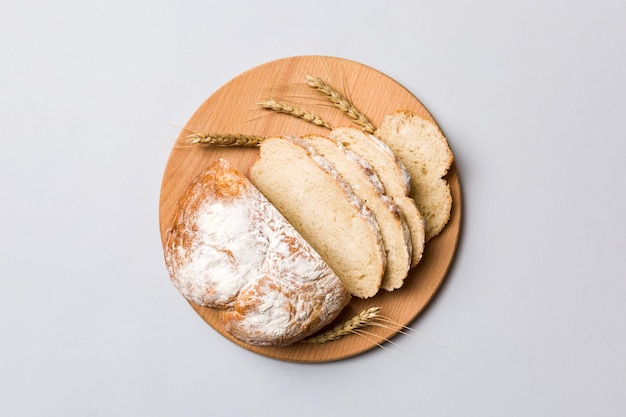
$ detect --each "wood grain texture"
[159,56,462,362]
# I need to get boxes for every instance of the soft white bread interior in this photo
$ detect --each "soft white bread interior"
[375,110,453,241]
[302,134,412,291]
[164,158,350,346]
[250,136,386,299]
[330,127,426,267]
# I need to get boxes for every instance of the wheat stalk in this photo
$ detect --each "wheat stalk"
[305,75,376,134]
[258,99,332,130]
[186,132,265,147]
[301,306,383,344]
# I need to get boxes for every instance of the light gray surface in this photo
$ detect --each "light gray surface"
[1,1,625,416]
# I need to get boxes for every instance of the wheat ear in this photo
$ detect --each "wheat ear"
[301,306,382,344]
[186,132,265,147]
[258,99,332,130]
[305,75,376,134]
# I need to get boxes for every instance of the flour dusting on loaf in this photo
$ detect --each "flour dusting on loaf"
[164,158,350,346]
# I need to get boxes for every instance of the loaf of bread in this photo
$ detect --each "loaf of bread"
[330,127,426,268]
[164,158,351,346]
[302,134,412,291]
[375,110,454,241]
[250,136,386,298]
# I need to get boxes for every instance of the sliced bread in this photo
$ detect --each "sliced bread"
[375,110,453,241]
[330,127,426,267]
[250,136,386,298]
[302,134,412,291]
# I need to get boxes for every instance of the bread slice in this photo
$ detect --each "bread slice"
[331,127,411,196]
[330,127,426,267]
[375,110,454,241]
[164,158,350,346]
[250,136,386,298]
[303,134,412,291]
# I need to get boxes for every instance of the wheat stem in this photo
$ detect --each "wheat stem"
[186,132,265,147]
[305,75,376,134]
[301,306,382,344]
[258,99,332,130]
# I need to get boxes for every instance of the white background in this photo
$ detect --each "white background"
[1,1,625,416]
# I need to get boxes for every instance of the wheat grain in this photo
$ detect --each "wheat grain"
[301,306,382,344]
[305,75,376,134]
[258,99,332,130]
[186,132,265,147]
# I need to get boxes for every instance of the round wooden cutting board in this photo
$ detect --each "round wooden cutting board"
[159,56,462,362]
